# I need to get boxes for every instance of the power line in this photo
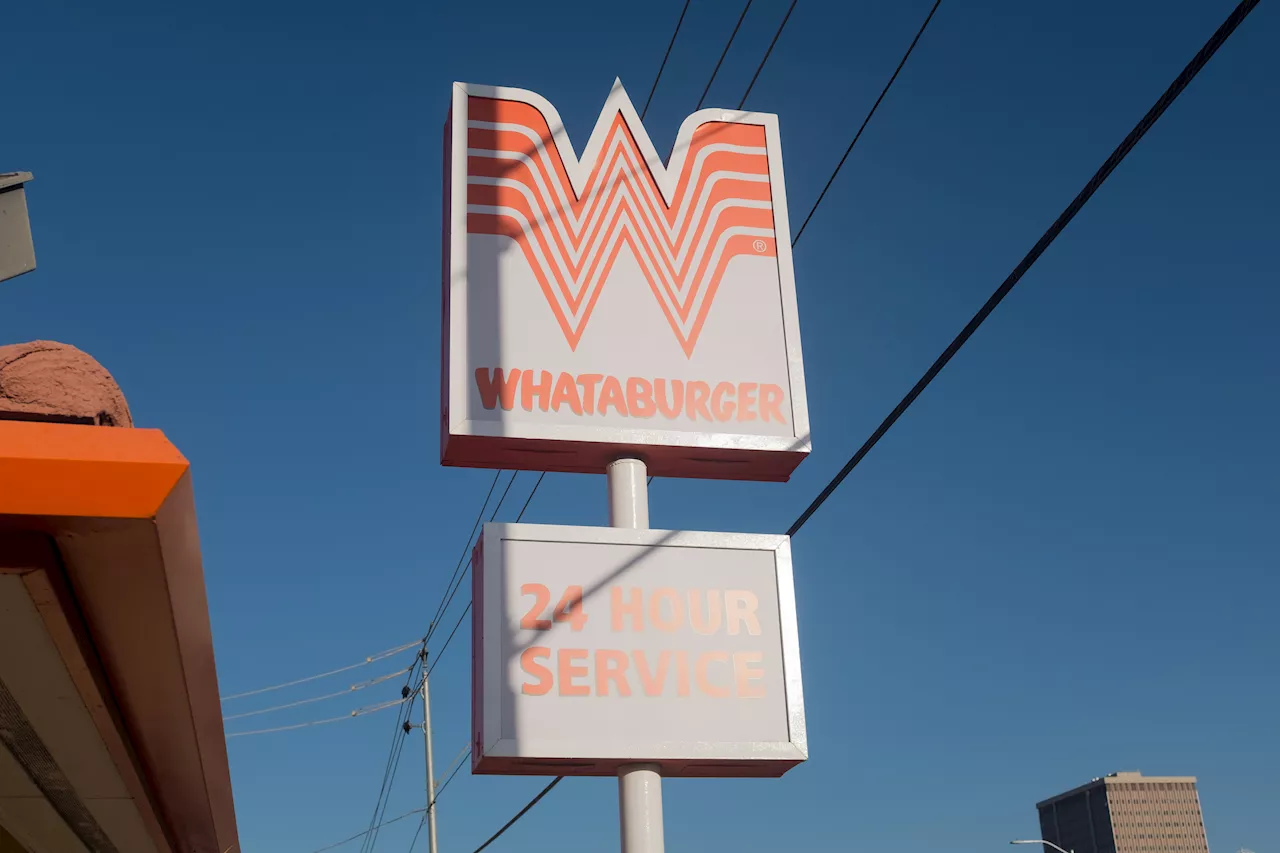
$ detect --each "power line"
[435,746,471,799]
[426,602,470,678]
[737,0,798,109]
[358,653,422,850]
[306,746,470,853]
[224,697,407,738]
[407,745,470,853]
[407,819,426,853]
[310,445,530,853]
[308,807,425,853]
[430,471,520,641]
[468,778,562,853]
[431,561,473,645]
[413,743,471,853]
[640,0,692,120]
[422,473,549,679]
[363,722,410,853]
[380,472,515,849]
[791,0,943,248]
[428,470,503,634]
[222,666,411,722]
[513,472,545,523]
[364,722,411,853]
[787,0,1260,536]
[435,743,471,791]
[695,0,754,111]
[358,650,417,850]
[489,471,520,522]
[220,639,422,702]
[447,2,1262,845]
[334,465,515,853]
[307,753,469,853]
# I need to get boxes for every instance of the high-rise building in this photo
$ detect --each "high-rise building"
[1035,771,1210,853]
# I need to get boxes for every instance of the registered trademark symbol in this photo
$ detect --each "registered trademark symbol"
[752,239,767,253]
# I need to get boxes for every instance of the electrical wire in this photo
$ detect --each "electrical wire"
[309,426,538,853]
[330,470,515,853]
[359,653,421,851]
[488,471,520,522]
[224,697,407,738]
[220,639,422,702]
[513,472,545,523]
[468,778,563,853]
[790,0,943,248]
[449,3,1263,847]
[435,746,471,799]
[308,746,468,853]
[695,0,753,111]
[431,562,472,645]
[737,0,798,109]
[436,744,470,788]
[423,473,547,679]
[640,0,692,120]
[363,723,410,853]
[307,748,467,853]
[427,470,503,634]
[786,0,1260,536]
[358,654,423,853]
[308,807,425,853]
[426,601,470,679]
[222,666,411,722]
[422,474,549,682]
[406,818,426,853]
[431,471,516,637]
[430,471,520,641]
[411,743,471,853]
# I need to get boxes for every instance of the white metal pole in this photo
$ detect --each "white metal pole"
[618,762,664,853]
[607,458,663,853]
[607,457,649,529]
[421,652,440,853]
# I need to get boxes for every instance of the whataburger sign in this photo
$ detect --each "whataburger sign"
[442,80,811,481]
[470,524,806,777]
[447,81,811,785]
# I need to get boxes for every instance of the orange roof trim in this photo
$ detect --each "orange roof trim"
[0,421,189,518]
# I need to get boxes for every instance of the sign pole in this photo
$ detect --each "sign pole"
[607,458,664,853]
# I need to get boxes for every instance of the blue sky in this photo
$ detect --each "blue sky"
[4,0,1278,851]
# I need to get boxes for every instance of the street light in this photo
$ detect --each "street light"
[1011,840,1073,853]
[0,171,36,283]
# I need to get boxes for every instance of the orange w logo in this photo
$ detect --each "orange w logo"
[463,82,779,357]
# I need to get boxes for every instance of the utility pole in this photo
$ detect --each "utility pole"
[420,647,440,853]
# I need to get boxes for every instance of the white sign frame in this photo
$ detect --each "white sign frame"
[442,81,812,482]
[470,522,807,777]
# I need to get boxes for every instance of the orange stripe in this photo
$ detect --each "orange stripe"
[468,117,769,235]
[464,97,778,356]
[467,123,770,262]
[0,421,189,519]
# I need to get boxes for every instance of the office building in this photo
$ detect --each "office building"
[1035,771,1209,853]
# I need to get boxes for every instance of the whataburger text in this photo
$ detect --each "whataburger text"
[516,583,769,700]
[476,368,789,425]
